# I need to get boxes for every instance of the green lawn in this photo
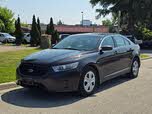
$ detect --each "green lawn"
[140,54,150,59]
[0,48,41,84]
[0,48,151,84]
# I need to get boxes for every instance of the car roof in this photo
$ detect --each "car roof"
[70,33,120,38]
[0,32,8,34]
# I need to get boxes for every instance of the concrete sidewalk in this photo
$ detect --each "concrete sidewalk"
[0,82,18,91]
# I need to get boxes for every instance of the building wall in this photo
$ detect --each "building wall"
[21,25,109,34]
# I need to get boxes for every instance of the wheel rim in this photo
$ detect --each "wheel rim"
[132,60,139,76]
[83,71,96,93]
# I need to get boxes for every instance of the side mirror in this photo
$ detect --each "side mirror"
[135,39,143,44]
[99,45,113,53]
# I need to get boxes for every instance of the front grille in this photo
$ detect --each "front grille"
[19,63,49,77]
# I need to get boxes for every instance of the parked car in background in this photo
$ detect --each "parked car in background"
[23,33,31,43]
[17,33,140,97]
[125,35,143,45]
[0,32,16,43]
[59,34,70,40]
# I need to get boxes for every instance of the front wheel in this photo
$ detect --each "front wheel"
[2,39,8,44]
[129,58,140,78]
[78,67,98,97]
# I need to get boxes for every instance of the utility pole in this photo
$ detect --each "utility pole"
[118,11,121,33]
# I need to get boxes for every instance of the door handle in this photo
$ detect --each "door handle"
[127,48,133,52]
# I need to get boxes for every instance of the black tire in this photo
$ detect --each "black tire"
[2,39,8,44]
[128,58,140,78]
[23,39,28,44]
[78,66,98,97]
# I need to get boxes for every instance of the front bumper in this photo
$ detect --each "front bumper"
[8,38,15,43]
[16,68,81,92]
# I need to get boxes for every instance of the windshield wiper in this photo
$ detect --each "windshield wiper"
[52,47,60,49]
[62,48,80,50]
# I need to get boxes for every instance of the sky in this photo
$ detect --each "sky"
[0,0,112,25]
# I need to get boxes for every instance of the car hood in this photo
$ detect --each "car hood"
[23,49,85,64]
[6,36,16,39]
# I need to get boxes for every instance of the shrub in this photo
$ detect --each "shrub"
[142,28,152,41]
[40,34,51,49]
[52,30,59,44]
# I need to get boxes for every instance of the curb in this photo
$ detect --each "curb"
[0,82,18,91]
[0,57,152,91]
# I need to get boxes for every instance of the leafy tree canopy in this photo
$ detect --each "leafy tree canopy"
[102,19,112,26]
[90,0,152,33]
[57,20,64,25]
[0,6,15,33]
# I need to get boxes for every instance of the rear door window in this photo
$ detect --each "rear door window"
[102,36,115,48]
[124,39,130,45]
[113,36,125,47]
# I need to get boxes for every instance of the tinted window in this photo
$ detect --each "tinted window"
[113,36,125,47]
[54,35,102,51]
[0,34,4,37]
[124,39,130,45]
[102,37,114,47]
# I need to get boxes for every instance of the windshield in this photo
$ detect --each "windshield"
[54,35,102,51]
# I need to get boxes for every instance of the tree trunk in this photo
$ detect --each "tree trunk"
[128,0,135,35]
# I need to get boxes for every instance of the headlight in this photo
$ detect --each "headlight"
[52,62,79,72]
[17,61,21,68]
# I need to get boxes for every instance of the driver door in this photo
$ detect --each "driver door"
[97,36,120,80]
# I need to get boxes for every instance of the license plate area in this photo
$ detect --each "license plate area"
[22,79,34,86]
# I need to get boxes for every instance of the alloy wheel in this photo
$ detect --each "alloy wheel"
[132,60,139,76]
[83,71,96,93]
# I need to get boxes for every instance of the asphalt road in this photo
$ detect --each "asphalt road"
[0,59,152,114]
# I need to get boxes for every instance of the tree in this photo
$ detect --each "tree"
[46,17,58,44]
[90,0,152,34]
[46,17,54,35]
[30,15,41,46]
[52,30,59,44]
[14,16,23,46]
[102,19,112,26]
[57,20,63,25]
[0,6,15,33]
[37,17,41,35]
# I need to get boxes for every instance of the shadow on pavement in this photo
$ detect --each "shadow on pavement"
[1,76,132,108]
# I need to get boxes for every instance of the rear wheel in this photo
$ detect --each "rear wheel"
[79,66,98,97]
[23,39,28,44]
[129,58,140,78]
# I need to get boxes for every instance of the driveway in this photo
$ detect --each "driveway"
[0,59,152,114]
[0,45,36,52]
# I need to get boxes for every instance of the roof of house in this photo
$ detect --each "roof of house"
[21,25,109,33]
[54,25,109,33]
